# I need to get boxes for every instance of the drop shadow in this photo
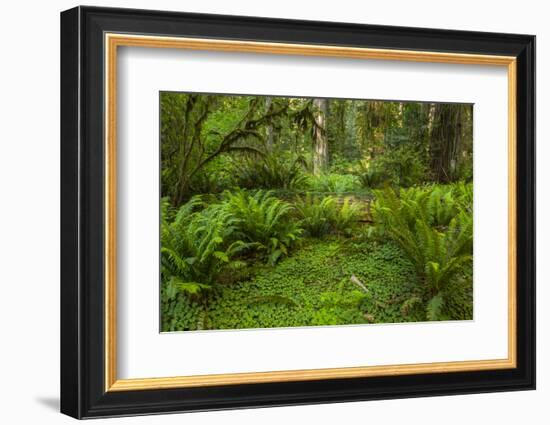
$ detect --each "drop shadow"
[35,396,59,411]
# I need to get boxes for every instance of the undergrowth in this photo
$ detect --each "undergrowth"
[168,238,449,331]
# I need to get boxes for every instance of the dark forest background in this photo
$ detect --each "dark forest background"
[161,94,472,204]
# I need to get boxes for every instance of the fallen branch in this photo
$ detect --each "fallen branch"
[350,274,369,293]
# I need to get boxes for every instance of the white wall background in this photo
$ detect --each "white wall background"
[0,0,545,423]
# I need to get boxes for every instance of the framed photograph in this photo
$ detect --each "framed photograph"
[60,6,535,419]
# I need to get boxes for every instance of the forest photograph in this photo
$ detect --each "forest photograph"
[160,92,474,332]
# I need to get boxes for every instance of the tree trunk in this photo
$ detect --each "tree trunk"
[398,102,404,127]
[265,97,274,150]
[429,104,464,182]
[313,98,328,176]
[429,104,447,182]
[449,106,463,178]
[427,103,436,136]
[174,95,198,205]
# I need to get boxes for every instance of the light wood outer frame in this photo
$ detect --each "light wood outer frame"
[104,33,517,392]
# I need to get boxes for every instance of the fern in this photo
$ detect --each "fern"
[308,173,361,194]
[165,276,211,298]
[161,196,247,296]
[331,197,363,236]
[235,152,309,190]
[295,194,362,237]
[356,162,390,188]
[294,194,335,237]
[426,293,445,321]
[372,183,473,320]
[223,189,303,264]
[401,295,423,317]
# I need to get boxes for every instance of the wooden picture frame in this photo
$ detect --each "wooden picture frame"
[61,5,535,419]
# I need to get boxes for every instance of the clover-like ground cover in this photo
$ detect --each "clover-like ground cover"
[162,237,472,332]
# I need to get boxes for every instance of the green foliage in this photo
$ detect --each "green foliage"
[161,188,304,313]
[161,288,203,332]
[454,151,474,182]
[426,293,444,321]
[331,198,363,236]
[160,195,257,330]
[223,190,303,265]
[185,157,235,195]
[294,194,335,237]
[400,295,423,317]
[160,93,287,204]
[204,238,424,330]
[358,145,428,188]
[311,288,368,326]
[234,152,309,190]
[159,92,474,331]
[295,194,363,237]
[441,272,473,320]
[356,162,390,188]
[308,173,361,193]
[161,196,248,287]
[372,183,473,320]
[328,153,358,174]
[248,295,299,308]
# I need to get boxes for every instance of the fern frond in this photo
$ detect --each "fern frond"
[426,293,445,321]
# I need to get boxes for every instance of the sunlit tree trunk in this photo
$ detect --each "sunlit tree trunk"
[398,102,404,127]
[313,98,328,176]
[449,106,463,177]
[427,103,436,136]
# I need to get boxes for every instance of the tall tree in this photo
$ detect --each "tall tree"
[429,104,466,182]
[265,96,274,150]
[327,99,351,160]
[161,94,288,204]
[312,98,328,175]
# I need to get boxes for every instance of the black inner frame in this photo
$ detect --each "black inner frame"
[61,6,535,419]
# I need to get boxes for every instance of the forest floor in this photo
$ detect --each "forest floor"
[160,185,474,332]
[203,237,427,330]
